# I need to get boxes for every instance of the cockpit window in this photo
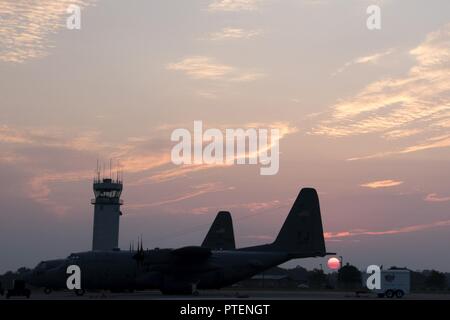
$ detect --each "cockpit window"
[67,254,80,260]
[36,261,47,270]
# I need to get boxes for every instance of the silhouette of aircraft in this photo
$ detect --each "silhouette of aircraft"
[24,188,328,295]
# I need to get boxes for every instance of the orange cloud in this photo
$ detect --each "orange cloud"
[360,179,403,189]
[6,121,295,213]
[167,56,265,82]
[190,199,284,215]
[0,125,34,144]
[348,134,450,161]
[127,183,234,210]
[324,220,450,239]
[312,23,450,160]
[208,27,261,41]
[28,170,92,214]
[208,0,261,12]
[130,121,297,185]
[425,193,450,203]
[133,164,230,185]
[0,0,96,63]
[332,48,394,76]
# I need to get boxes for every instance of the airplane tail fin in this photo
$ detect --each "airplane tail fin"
[201,211,236,250]
[271,188,326,258]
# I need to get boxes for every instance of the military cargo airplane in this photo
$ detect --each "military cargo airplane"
[24,188,327,295]
[24,210,236,294]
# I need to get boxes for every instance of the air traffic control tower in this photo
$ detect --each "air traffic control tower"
[91,173,123,251]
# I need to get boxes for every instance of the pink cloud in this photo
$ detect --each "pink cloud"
[425,193,450,203]
[325,219,450,239]
[127,183,235,210]
[360,179,403,189]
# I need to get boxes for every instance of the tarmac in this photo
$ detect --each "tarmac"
[3,289,450,300]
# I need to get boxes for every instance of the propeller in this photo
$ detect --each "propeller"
[132,236,145,266]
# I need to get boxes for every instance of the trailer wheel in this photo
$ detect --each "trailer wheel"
[385,290,394,298]
[395,290,404,299]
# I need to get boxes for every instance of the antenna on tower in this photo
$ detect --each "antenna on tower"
[96,159,100,181]
[118,160,123,183]
[116,159,119,182]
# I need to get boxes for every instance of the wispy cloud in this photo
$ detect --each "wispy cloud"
[325,220,450,239]
[348,134,450,161]
[0,0,96,63]
[0,124,172,212]
[167,56,265,82]
[208,0,261,12]
[196,91,218,100]
[190,199,283,215]
[425,193,450,203]
[0,125,34,144]
[208,27,261,41]
[332,48,394,76]
[241,219,450,243]
[4,121,295,214]
[2,118,297,216]
[132,164,230,185]
[0,151,26,164]
[0,125,106,151]
[28,170,92,214]
[360,179,403,189]
[127,183,234,210]
[131,121,297,185]
[312,24,450,160]
[382,128,422,140]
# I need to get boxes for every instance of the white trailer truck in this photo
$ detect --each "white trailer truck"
[366,269,411,298]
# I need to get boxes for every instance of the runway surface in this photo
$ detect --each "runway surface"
[3,289,450,300]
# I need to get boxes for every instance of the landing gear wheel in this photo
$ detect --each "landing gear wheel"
[74,289,85,296]
[395,290,404,299]
[385,290,394,299]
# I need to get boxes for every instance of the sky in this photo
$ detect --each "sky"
[0,0,449,273]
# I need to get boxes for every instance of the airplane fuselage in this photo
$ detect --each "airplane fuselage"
[26,249,290,294]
